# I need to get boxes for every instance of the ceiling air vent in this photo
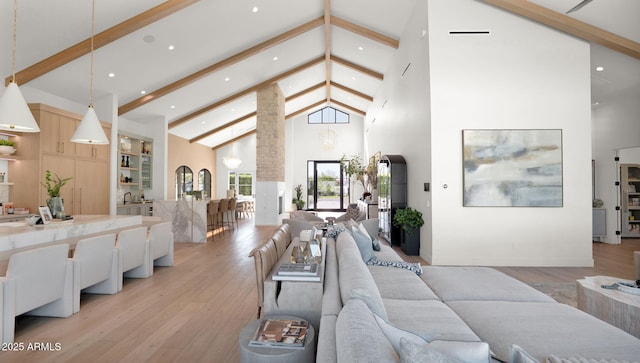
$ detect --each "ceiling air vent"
[448,30,491,36]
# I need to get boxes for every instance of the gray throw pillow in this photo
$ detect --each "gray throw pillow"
[358,222,380,251]
[352,227,375,262]
[374,313,425,352]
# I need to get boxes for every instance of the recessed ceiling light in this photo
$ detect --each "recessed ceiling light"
[168,45,175,51]
[273,56,279,61]
[170,105,176,109]
[140,90,146,95]
[595,66,604,72]
[224,77,230,82]
[252,6,259,13]
[108,73,115,78]
[230,108,235,112]
[351,76,356,81]
[202,121,206,125]
[358,46,364,51]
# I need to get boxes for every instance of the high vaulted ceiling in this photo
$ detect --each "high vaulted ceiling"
[1,0,639,149]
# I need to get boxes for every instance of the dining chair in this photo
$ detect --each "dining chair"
[227,198,237,231]
[116,226,151,291]
[216,198,229,235]
[71,234,119,313]
[1,243,73,343]
[149,221,174,269]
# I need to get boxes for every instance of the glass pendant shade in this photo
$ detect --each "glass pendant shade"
[0,81,40,132]
[223,155,242,169]
[71,105,109,144]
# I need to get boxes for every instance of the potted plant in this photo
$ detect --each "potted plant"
[292,184,305,210]
[0,139,16,155]
[393,207,424,256]
[41,170,72,218]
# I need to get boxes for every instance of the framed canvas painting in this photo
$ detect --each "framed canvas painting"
[462,129,563,207]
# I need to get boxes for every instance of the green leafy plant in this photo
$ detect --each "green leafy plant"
[292,184,305,210]
[41,170,72,198]
[0,139,16,147]
[339,154,366,182]
[393,207,424,234]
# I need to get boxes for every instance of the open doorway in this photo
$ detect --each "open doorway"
[306,161,348,212]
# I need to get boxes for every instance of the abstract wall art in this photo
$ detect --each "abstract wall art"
[462,129,563,207]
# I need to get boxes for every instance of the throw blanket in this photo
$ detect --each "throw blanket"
[367,257,423,276]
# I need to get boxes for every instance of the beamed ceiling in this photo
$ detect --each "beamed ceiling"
[1,0,638,150]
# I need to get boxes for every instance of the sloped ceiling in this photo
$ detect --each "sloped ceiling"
[1,0,638,149]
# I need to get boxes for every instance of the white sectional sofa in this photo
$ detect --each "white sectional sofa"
[316,228,640,362]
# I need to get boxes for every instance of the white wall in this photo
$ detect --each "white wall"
[286,113,364,211]
[215,134,256,199]
[367,0,593,266]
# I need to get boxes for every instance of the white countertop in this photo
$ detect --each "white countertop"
[0,215,143,252]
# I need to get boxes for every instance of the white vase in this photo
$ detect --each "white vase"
[0,145,15,155]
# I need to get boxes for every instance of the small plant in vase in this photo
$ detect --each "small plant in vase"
[41,170,72,218]
[292,184,305,210]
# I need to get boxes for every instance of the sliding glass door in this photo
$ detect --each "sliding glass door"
[307,161,348,211]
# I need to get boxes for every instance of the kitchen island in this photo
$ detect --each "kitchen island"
[0,214,167,276]
[153,199,207,243]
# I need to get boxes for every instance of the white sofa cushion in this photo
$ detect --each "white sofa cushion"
[421,266,555,302]
[448,300,640,363]
[383,298,482,343]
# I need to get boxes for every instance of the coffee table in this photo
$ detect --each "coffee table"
[576,275,640,338]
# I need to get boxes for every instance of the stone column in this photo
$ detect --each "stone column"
[255,83,285,226]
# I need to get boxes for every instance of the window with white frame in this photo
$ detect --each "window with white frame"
[228,171,254,197]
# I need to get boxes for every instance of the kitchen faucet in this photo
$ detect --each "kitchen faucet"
[123,192,132,205]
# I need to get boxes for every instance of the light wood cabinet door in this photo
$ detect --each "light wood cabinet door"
[39,111,77,156]
[76,125,110,161]
[76,159,109,215]
[40,155,76,215]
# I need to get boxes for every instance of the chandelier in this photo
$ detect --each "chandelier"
[320,127,336,150]
[223,155,242,169]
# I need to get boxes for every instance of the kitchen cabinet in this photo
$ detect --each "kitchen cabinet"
[621,164,640,237]
[9,104,110,215]
[39,110,77,156]
[119,133,152,191]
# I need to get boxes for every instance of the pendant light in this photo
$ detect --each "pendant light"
[71,0,108,144]
[0,0,40,132]
[222,128,242,169]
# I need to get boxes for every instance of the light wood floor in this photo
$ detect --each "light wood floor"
[3,218,639,362]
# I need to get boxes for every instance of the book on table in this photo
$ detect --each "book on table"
[249,318,308,349]
[272,263,320,281]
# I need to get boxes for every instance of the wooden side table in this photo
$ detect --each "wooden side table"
[577,275,640,338]
[238,315,316,363]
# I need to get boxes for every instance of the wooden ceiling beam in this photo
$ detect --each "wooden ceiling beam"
[330,81,373,101]
[286,100,327,120]
[481,0,640,60]
[331,16,399,49]
[324,0,332,103]
[169,55,325,129]
[285,82,325,102]
[330,98,365,116]
[5,0,200,86]
[189,112,256,143]
[331,55,383,80]
[119,16,325,115]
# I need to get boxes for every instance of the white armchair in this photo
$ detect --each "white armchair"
[149,222,174,269]
[71,234,119,313]
[1,244,73,343]
[116,226,151,291]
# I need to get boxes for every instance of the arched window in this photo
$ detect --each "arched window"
[175,166,193,199]
[198,169,211,199]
